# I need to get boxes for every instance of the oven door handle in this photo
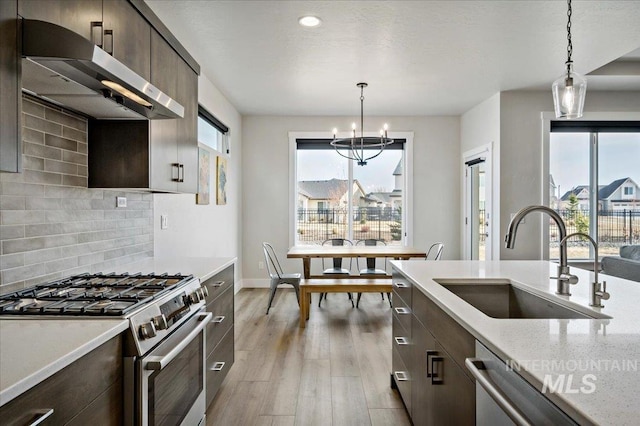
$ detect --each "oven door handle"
[145,312,212,371]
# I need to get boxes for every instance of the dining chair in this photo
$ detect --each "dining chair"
[263,242,301,315]
[319,238,354,307]
[355,239,391,308]
[426,242,444,260]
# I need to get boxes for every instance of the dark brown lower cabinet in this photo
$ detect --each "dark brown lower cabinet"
[203,264,235,408]
[0,335,123,425]
[392,270,475,425]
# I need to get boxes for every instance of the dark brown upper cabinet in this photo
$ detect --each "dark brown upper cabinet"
[1,0,21,172]
[102,0,151,80]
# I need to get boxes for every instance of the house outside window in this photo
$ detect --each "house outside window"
[549,122,640,259]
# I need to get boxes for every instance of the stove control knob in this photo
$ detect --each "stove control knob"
[152,314,168,330]
[200,285,209,298]
[139,321,157,339]
[189,291,201,304]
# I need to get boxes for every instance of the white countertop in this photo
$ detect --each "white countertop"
[113,256,236,283]
[390,260,640,426]
[0,256,236,407]
[0,318,128,406]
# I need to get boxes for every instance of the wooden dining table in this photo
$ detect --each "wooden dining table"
[286,245,427,279]
[287,245,426,326]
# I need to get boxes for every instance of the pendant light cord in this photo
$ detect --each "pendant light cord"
[566,0,573,75]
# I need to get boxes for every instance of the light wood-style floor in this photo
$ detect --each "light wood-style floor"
[206,288,411,426]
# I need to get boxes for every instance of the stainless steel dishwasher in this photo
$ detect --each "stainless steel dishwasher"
[466,341,578,426]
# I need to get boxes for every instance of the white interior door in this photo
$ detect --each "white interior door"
[463,145,492,260]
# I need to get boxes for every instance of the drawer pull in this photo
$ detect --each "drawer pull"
[394,281,408,288]
[27,409,54,426]
[211,315,226,324]
[394,371,408,382]
[210,361,226,371]
[210,280,225,288]
[431,356,444,385]
[394,337,409,346]
[394,307,410,315]
[426,350,438,377]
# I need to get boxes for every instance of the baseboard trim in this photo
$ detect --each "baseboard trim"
[241,278,270,288]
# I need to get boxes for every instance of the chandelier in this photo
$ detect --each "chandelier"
[330,82,393,166]
[551,0,587,119]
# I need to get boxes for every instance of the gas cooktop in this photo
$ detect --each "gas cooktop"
[0,272,195,316]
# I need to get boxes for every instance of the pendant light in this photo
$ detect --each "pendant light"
[552,0,587,119]
[330,83,393,166]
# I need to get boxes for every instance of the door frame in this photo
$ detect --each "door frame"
[462,143,493,260]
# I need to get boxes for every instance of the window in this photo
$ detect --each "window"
[295,138,408,246]
[549,122,640,259]
[197,105,229,154]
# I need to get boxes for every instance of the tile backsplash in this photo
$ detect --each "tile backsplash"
[0,96,153,293]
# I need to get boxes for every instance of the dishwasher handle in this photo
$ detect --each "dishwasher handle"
[465,358,532,426]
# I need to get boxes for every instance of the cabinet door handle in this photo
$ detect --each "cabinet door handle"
[211,315,225,324]
[393,371,408,382]
[394,307,410,315]
[394,336,409,346]
[103,29,114,55]
[172,163,181,182]
[178,164,185,182]
[393,281,408,288]
[26,409,54,426]
[210,361,226,371]
[425,350,437,377]
[90,22,103,47]
[431,356,444,385]
[210,280,225,288]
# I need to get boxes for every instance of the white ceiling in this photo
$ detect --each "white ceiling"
[146,0,640,116]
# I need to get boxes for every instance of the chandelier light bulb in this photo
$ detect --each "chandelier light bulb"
[332,128,338,138]
[383,123,388,131]
[561,84,575,112]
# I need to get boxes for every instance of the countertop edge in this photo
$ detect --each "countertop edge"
[0,319,129,407]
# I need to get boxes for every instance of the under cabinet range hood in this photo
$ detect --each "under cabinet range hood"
[21,19,184,120]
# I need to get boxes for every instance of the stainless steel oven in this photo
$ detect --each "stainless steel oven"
[137,310,211,426]
[0,271,211,426]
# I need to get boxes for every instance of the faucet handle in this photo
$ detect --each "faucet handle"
[599,281,610,300]
[550,273,579,285]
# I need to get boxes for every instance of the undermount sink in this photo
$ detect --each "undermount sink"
[436,280,610,319]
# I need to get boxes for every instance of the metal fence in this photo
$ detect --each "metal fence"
[549,209,640,244]
[297,207,402,244]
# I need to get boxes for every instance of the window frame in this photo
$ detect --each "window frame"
[288,131,414,247]
[197,105,230,155]
[542,112,640,260]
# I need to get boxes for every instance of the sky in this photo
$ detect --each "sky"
[297,150,402,193]
[550,133,640,197]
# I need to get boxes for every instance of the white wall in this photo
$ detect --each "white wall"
[498,90,640,260]
[154,73,243,290]
[242,115,460,286]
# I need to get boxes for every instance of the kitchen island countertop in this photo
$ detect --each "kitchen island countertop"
[391,260,640,426]
[0,256,236,407]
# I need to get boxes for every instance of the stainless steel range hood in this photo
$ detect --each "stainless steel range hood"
[21,19,184,120]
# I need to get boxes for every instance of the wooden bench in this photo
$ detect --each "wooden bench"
[299,278,392,327]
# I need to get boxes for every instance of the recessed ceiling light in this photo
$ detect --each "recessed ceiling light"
[298,15,321,27]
